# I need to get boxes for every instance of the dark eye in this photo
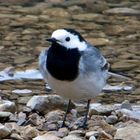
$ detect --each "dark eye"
[65,37,70,42]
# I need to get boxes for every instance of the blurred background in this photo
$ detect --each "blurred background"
[0,0,139,106]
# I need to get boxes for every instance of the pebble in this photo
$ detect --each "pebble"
[33,133,61,140]
[12,89,33,96]
[28,113,45,126]
[114,121,140,140]
[72,13,103,21]
[14,56,33,64]
[5,122,21,133]
[0,111,12,118]
[63,134,83,140]
[21,125,40,139]
[104,7,140,16]
[69,130,85,137]
[106,115,118,124]
[99,131,113,140]
[89,136,96,140]
[112,60,137,71]
[43,8,71,18]
[10,133,23,140]
[98,120,117,136]
[86,38,110,46]
[43,123,58,131]
[17,112,26,125]
[0,123,11,139]
[121,100,133,110]
[68,5,83,13]
[18,96,32,104]
[45,110,64,124]
[86,131,99,138]
[26,95,70,114]
[0,99,16,113]
[89,104,113,116]
[58,127,69,138]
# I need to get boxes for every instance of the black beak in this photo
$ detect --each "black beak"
[46,38,57,43]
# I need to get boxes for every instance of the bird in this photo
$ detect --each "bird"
[39,28,128,128]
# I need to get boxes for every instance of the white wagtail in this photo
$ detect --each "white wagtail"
[39,28,128,128]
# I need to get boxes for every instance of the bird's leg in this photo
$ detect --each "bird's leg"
[60,99,71,128]
[83,99,91,127]
[78,99,91,128]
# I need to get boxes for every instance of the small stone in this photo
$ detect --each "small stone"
[0,0,34,5]
[69,116,85,130]
[69,130,85,137]
[99,131,113,140]
[45,110,64,122]
[5,122,21,133]
[86,131,99,138]
[27,95,72,114]
[12,89,33,97]
[43,123,57,131]
[121,100,133,110]
[17,112,26,125]
[21,125,40,139]
[39,15,50,22]
[14,56,33,64]
[58,127,69,138]
[43,8,71,18]
[112,60,137,71]
[104,8,140,16]
[114,122,140,140]
[22,28,40,35]
[72,13,103,21]
[0,99,16,113]
[0,111,12,118]
[10,133,23,140]
[17,15,39,24]
[22,106,32,113]
[89,136,96,140]
[0,123,11,139]
[33,133,61,140]
[18,96,32,104]
[28,113,45,126]
[9,114,18,122]
[106,115,118,124]
[99,120,117,136]
[86,38,110,46]
[89,104,113,116]
[115,110,123,118]
[63,134,83,140]
[68,5,83,13]
[105,25,125,35]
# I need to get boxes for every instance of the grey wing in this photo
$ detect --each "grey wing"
[79,44,109,74]
[39,48,48,83]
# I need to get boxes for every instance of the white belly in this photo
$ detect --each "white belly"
[47,72,106,100]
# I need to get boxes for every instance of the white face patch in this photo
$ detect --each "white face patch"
[51,29,87,51]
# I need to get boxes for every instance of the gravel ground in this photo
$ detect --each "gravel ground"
[0,0,140,139]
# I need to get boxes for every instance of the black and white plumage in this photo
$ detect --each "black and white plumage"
[39,28,113,128]
[39,28,109,100]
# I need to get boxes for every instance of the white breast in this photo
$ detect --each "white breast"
[47,71,106,100]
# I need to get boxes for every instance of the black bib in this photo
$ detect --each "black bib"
[47,43,81,81]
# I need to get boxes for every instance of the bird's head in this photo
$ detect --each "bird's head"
[47,28,87,51]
